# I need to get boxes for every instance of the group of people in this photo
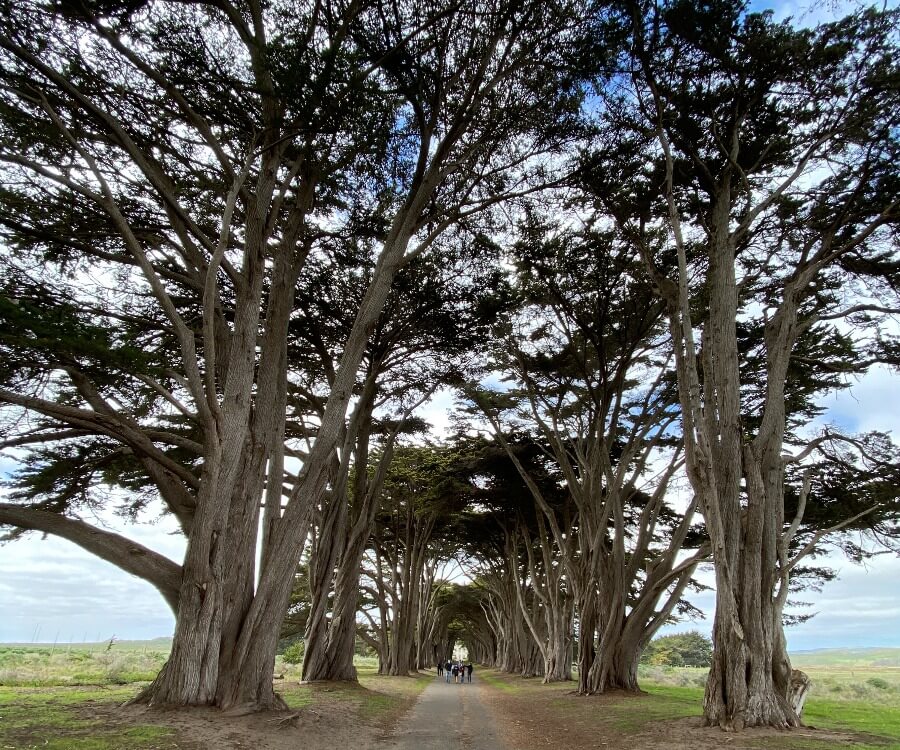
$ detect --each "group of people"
[437,659,473,683]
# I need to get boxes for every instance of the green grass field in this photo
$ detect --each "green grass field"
[637,652,900,749]
[638,682,900,748]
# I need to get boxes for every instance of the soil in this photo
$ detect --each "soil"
[477,673,871,750]
[82,685,387,750]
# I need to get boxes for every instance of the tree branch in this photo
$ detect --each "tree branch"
[0,503,182,613]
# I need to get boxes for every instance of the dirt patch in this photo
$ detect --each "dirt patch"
[118,699,365,750]
[478,670,872,750]
[114,678,422,749]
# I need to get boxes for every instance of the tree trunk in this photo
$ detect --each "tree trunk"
[302,540,365,681]
[703,589,797,729]
[136,508,228,705]
[301,490,347,681]
[587,632,642,693]
[541,600,572,682]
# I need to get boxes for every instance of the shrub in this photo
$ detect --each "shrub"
[283,641,305,665]
[867,677,890,690]
[641,631,712,667]
[650,648,684,667]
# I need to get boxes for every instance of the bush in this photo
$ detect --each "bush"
[649,647,684,667]
[867,677,890,690]
[641,631,712,668]
[283,641,305,665]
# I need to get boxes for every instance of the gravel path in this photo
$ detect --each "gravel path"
[387,673,507,750]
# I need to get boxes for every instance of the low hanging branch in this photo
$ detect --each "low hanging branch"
[0,503,183,612]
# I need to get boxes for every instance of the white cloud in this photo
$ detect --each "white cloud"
[813,365,900,436]
[0,503,183,643]
[657,553,900,651]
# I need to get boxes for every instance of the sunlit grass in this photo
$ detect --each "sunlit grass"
[804,697,900,741]
[0,645,167,687]
[638,679,900,749]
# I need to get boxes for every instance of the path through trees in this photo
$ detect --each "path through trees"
[389,672,505,750]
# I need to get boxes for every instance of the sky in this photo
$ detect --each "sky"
[1,0,898,652]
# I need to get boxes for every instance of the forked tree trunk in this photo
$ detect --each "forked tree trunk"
[213,498,316,709]
[703,447,798,729]
[703,587,797,729]
[302,539,367,681]
[583,586,641,693]
[541,602,573,682]
[653,175,801,728]
[302,492,348,681]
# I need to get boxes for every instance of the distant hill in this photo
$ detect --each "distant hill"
[789,647,900,668]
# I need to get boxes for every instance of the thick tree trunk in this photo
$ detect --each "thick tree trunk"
[703,590,797,729]
[541,604,572,682]
[586,633,642,693]
[302,544,364,681]
[136,513,227,705]
[703,449,797,728]
[581,572,641,693]
[217,620,287,711]
[576,591,598,694]
[301,493,347,681]
[213,526,310,710]
[689,202,798,730]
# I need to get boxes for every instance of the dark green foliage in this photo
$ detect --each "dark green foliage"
[641,631,713,667]
[282,641,305,665]
[0,280,158,389]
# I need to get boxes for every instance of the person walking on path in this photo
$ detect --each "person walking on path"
[437,661,443,677]
[466,663,473,683]
[445,660,452,683]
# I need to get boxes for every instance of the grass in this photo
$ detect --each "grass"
[478,669,524,694]
[804,697,900,743]
[618,684,703,728]
[791,648,900,669]
[0,684,178,750]
[0,645,168,686]
[638,677,900,749]
[638,662,900,705]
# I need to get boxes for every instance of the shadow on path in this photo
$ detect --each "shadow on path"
[387,673,506,749]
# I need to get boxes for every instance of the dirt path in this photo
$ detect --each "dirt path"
[386,673,506,750]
